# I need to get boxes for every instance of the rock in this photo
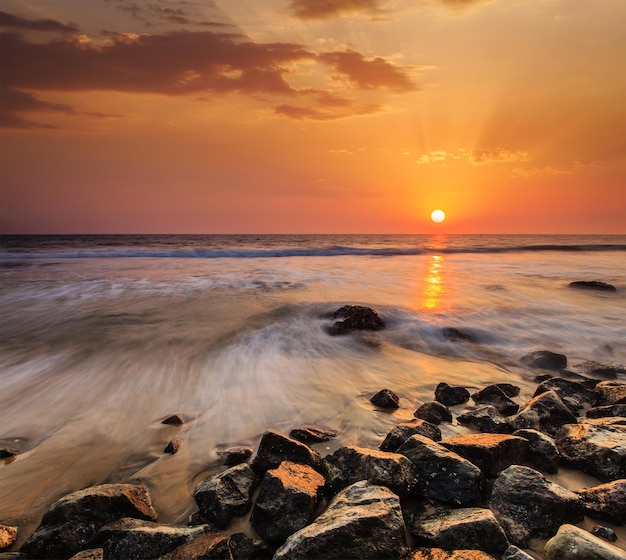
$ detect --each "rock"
[158,532,230,559]
[512,429,560,473]
[0,448,17,459]
[250,430,321,475]
[457,406,514,434]
[217,446,253,467]
[402,549,496,559]
[161,413,185,426]
[322,445,419,497]
[397,434,483,505]
[273,481,406,559]
[441,327,477,343]
[440,433,528,479]
[380,419,442,452]
[21,484,158,559]
[520,350,567,371]
[227,532,274,560]
[587,404,626,419]
[494,384,521,398]
[326,305,386,335]
[592,525,618,542]
[289,426,337,444]
[596,381,626,406]
[569,280,617,292]
[193,463,256,529]
[435,382,470,406]
[555,421,626,481]
[544,524,626,560]
[164,439,182,454]
[533,377,597,415]
[411,507,509,555]
[470,385,519,416]
[509,390,577,437]
[370,388,400,409]
[571,361,625,380]
[250,461,325,544]
[488,465,584,547]
[501,545,535,560]
[414,401,453,424]
[0,526,17,551]
[575,479,626,525]
[69,549,104,560]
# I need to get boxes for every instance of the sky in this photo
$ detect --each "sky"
[1,0,625,234]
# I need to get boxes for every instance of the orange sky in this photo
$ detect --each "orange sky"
[1,0,625,234]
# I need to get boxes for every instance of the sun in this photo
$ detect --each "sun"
[431,209,446,223]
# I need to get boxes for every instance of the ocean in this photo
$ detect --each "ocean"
[1,234,625,547]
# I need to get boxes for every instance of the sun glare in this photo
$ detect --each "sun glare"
[431,209,446,223]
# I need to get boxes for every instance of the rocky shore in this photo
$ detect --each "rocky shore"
[1,307,626,560]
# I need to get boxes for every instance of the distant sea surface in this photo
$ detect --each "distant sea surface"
[1,234,625,538]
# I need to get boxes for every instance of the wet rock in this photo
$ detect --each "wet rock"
[571,361,625,380]
[471,385,519,416]
[411,507,509,555]
[193,463,255,529]
[494,383,521,398]
[273,481,406,559]
[227,532,273,560]
[322,445,419,497]
[289,426,337,444]
[163,439,182,454]
[534,377,597,415]
[158,532,230,559]
[575,479,626,525]
[488,465,584,547]
[402,549,496,559]
[509,390,577,437]
[21,484,158,559]
[370,388,400,409]
[435,382,470,406]
[512,429,560,473]
[520,350,567,371]
[414,401,452,425]
[596,380,626,406]
[0,448,17,459]
[161,413,185,426]
[555,421,626,481]
[457,406,514,434]
[250,429,321,475]
[69,549,104,560]
[587,404,626,418]
[569,280,617,292]
[250,461,325,544]
[501,545,535,560]
[544,524,626,560]
[441,327,477,343]
[591,525,618,543]
[326,305,386,335]
[441,433,528,479]
[217,446,253,467]
[0,526,17,551]
[380,419,442,452]
[397,434,483,505]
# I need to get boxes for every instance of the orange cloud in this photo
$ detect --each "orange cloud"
[288,0,388,21]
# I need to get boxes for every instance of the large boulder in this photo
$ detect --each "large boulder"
[397,435,483,505]
[457,406,514,434]
[273,481,406,559]
[414,401,452,424]
[555,421,626,481]
[509,390,577,436]
[575,479,626,525]
[488,465,584,547]
[544,524,626,560]
[380,419,441,452]
[533,377,597,415]
[158,532,230,560]
[520,350,567,371]
[250,461,325,544]
[471,385,519,416]
[435,382,470,406]
[326,305,386,335]
[250,430,321,475]
[20,484,158,559]
[596,380,626,406]
[512,429,560,473]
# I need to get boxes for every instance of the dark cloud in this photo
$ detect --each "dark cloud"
[287,0,388,21]
[275,102,382,121]
[0,11,79,34]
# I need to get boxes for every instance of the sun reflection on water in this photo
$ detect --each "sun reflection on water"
[421,235,447,311]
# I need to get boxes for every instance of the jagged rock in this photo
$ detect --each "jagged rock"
[441,327,477,343]
[494,384,521,398]
[575,479,626,525]
[20,484,158,559]
[555,421,626,481]
[520,350,567,371]
[402,549,496,559]
[161,413,185,426]
[501,545,535,560]
[69,549,104,560]
[250,461,325,544]
[441,433,528,479]
[289,426,337,444]
[163,439,182,454]
[544,524,626,560]
[250,430,321,475]
[0,526,17,551]
[587,404,626,418]
[512,429,560,473]
[591,525,618,543]
[411,507,509,555]
[193,463,255,529]
[569,280,617,292]
[509,390,577,436]
[471,385,519,416]
[370,388,400,409]
[380,419,442,452]
[227,532,273,560]
[217,446,253,467]
[533,377,597,415]
[488,465,584,547]
[322,445,419,497]
[596,381,626,406]
[414,401,452,424]
[157,532,230,559]
[435,383,470,406]
[397,435,483,505]
[273,481,406,559]
[326,305,386,335]
[457,406,514,434]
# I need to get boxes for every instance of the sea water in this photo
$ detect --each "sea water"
[1,234,625,543]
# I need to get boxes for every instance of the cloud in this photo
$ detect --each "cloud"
[0,11,79,34]
[275,101,382,121]
[413,148,529,166]
[512,161,594,179]
[287,0,389,21]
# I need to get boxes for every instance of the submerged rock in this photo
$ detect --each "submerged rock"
[289,426,337,444]
[380,419,442,452]
[414,401,452,425]
[520,350,567,371]
[250,429,321,475]
[370,388,400,409]
[441,327,477,343]
[326,305,386,335]
[575,479,626,525]
[470,385,519,416]
[569,280,617,292]
[435,382,470,406]
[544,524,626,560]
[512,429,560,473]
[457,405,514,434]
[509,390,577,436]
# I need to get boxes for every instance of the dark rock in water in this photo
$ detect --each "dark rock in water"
[575,479,626,525]
[441,327,477,343]
[397,434,483,506]
[326,305,386,336]
[161,413,185,426]
[273,481,406,560]
[533,377,597,415]
[544,524,626,560]
[587,404,626,419]
[441,433,529,479]
[20,484,158,559]
[414,401,452,424]
[509,390,577,437]
[164,439,182,454]
[380,419,441,452]
[370,388,400,409]
[571,361,625,380]
[0,525,17,551]
[520,350,567,371]
[501,545,535,560]
[228,532,274,560]
[471,385,519,416]
[569,280,617,292]
[435,382,470,406]
[410,507,509,555]
[0,448,17,459]
[591,525,618,543]
[322,445,419,497]
[289,426,337,444]
[159,532,230,559]
[596,380,626,406]
[217,446,253,467]
[250,429,322,475]
[512,429,560,474]
[457,405,514,434]
[555,421,626,481]
[250,461,325,544]
[193,463,255,529]
[488,465,584,547]
[403,548,496,559]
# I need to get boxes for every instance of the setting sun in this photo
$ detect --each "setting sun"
[431,209,446,224]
